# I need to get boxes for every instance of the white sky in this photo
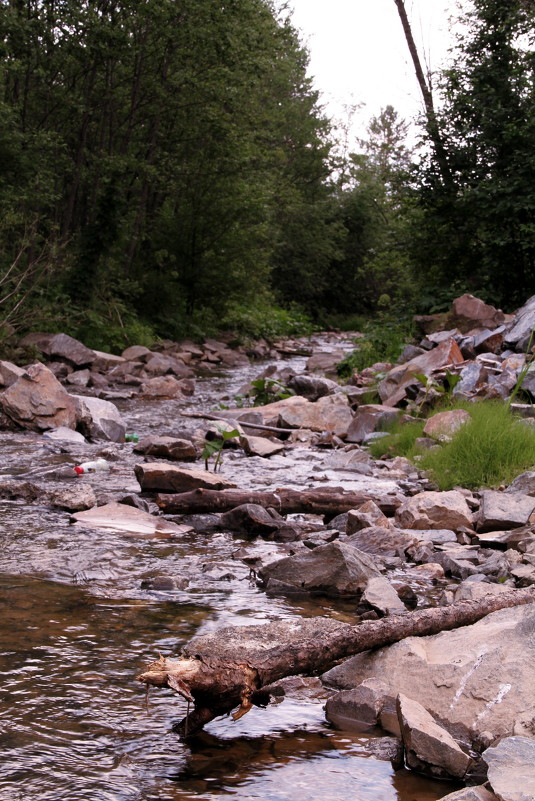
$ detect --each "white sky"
[287,0,465,139]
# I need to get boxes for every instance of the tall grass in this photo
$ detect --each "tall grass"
[368,418,426,460]
[419,401,535,490]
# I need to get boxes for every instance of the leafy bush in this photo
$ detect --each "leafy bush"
[419,402,535,490]
[220,299,315,342]
[337,316,413,378]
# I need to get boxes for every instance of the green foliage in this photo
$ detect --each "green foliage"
[0,0,336,343]
[368,418,426,460]
[409,0,535,310]
[201,425,240,473]
[336,316,413,378]
[220,299,315,341]
[249,377,294,406]
[419,402,535,490]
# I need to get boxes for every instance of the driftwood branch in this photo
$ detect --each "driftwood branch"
[138,586,535,738]
[180,411,294,435]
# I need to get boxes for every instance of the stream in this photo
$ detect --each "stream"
[0,335,457,801]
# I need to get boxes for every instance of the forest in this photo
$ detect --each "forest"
[0,0,533,353]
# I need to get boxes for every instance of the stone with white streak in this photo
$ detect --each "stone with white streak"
[322,603,535,745]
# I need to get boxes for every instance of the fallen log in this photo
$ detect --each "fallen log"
[156,486,401,516]
[137,586,535,738]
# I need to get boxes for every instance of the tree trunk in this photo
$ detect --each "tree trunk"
[393,0,452,186]
[156,486,401,517]
[138,586,535,738]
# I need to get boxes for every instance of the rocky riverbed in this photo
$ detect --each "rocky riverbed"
[1,296,535,801]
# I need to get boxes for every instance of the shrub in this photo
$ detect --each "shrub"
[220,299,315,341]
[336,315,413,378]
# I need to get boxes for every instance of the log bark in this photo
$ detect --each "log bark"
[156,486,401,516]
[138,586,535,738]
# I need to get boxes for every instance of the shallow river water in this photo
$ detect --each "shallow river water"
[0,337,457,801]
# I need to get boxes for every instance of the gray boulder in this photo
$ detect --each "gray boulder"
[258,541,381,597]
[504,294,535,352]
[484,736,535,801]
[397,693,471,779]
[287,373,340,401]
[40,332,96,367]
[477,490,535,532]
[72,395,126,442]
[324,678,391,731]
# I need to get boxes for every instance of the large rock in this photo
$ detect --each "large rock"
[361,576,407,615]
[91,350,126,372]
[142,352,194,378]
[287,374,340,401]
[322,603,535,744]
[423,409,471,441]
[395,491,473,531]
[0,363,77,431]
[133,435,197,461]
[72,501,193,537]
[397,693,471,779]
[258,541,381,597]
[448,294,505,334]
[324,678,391,731]
[220,504,282,537]
[345,526,417,559]
[504,295,535,352]
[378,339,464,406]
[139,375,185,398]
[72,395,126,442]
[477,490,535,533]
[305,350,345,375]
[40,332,96,367]
[484,736,535,801]
[346,404,401,443]
[134,463,237,492]
[454,362,489,397]
[249,394,353,437]
[239,434,285,457]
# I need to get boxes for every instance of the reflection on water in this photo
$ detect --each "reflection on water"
[0,576,455,800]
[0,341,457,800]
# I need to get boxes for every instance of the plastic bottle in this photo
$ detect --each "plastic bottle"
[74,458,110,475]
[125,433,139,443]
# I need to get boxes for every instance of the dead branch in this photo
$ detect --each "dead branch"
[138,586,535,738]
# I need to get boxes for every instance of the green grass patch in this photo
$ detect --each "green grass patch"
[419,401,535,490]
[368,418,426,460]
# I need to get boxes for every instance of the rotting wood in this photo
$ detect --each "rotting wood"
[156,486,401,516]
[137,586,535,738]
